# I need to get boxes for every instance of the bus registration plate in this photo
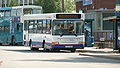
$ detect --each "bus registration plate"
[65,46,73,48]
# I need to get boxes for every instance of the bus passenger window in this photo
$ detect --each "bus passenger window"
[17,24,20,32]
[42,20,47,34]
[37,20,42,33]
[11,9,17,16]
[24,21,29,30]
[28,21,34,33]
[46,20,51,34]
[5,10,11,16]
[17,9,22,16]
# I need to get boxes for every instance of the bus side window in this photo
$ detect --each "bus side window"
[46,20,51,34]
[24,21,29,31]
[17,24,20,32]
[37,20,42,33]
[42,20,47,34]
[28,20,34,33]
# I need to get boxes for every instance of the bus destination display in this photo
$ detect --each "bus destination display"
[56,14,81,19]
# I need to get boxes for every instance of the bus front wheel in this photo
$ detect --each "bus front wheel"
[71,49,76,52]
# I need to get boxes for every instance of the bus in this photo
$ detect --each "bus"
[0,5,42,45]
[0,5,42,17]
[0,16,23,45]
[22,13,85,52]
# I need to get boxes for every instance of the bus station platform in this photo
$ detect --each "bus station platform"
[78,47,120,60]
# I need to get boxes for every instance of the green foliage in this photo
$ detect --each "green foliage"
[34,0,59,13]
[9,0,19,7]
[34,0,75,13]
[64,0,75,13]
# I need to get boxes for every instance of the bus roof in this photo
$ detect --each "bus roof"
[0,5,42,11]
[23,13,85,20]
[23,14,53,20]
[12,5,42,9]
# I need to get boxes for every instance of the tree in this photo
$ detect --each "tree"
[34,0,75,13]
[64,0,75,13]
[35,0,61,13]
[9,0,19,7]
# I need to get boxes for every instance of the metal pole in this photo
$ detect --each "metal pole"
[62,0,64,12]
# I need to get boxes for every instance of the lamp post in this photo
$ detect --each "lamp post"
[62,0,64,12]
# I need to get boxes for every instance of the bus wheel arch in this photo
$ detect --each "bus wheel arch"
[42,40,45,48]
[29,39,39,51]
[71,49,76,52]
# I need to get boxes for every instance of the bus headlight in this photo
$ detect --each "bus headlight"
[79,42,85,44]
[52,42,59,45]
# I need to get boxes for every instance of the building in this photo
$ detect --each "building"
[76,0,115,13]
[76,0,116,48]
[0,0,34,7]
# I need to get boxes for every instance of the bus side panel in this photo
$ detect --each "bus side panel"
[44,35,53,49]
[29,34,44,48]
[0,33,10,44]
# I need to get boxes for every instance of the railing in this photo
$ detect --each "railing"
[94,31,114,48]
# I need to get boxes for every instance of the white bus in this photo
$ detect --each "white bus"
[0,5,42,17]
[22,13,85,52]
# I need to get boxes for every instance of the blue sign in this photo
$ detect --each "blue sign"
[116,11,120,13]
[83,0,92,5]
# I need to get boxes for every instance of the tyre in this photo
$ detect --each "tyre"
[0,43,2,45]
[119,49,120,53]
[31,47,39,51]
[71,49,76,52]
[43,48,50,52]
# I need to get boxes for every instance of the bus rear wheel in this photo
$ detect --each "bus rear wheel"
[31,47,39,51]
[0,43,2,45]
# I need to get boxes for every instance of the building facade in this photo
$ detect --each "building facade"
[76,0,116,48]
[76,0,115,13]
[76,0,116,32]
[0,0,34,7]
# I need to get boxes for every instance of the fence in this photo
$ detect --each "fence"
[94,31,114,48]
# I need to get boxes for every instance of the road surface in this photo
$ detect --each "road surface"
[0,46,120,68]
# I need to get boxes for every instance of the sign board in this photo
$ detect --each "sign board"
[116,5,120,11]
[83,0,92,5]
[56,14,81,19]
[100,38,105,41]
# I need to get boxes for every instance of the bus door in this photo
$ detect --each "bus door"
[24,20,29,46]
[15,23,23,45]
[84,19,94,47]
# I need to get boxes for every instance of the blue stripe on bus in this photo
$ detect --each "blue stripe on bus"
[52,44,84,49]
[31,41,84,49]
[0,7,12,11]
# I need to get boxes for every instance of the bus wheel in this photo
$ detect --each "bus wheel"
[31,47,39,51]
[71,49,76,52]
[0,43,2,45]
[44,48,50,52]
[119,49,120,53]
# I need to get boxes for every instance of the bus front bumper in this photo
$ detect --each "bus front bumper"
[51,44,84,49]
